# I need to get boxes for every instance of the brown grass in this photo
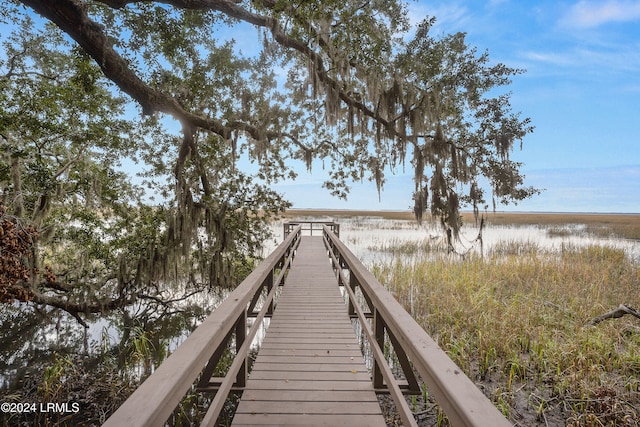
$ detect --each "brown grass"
[280,209,417,221]
[373,244,640,426]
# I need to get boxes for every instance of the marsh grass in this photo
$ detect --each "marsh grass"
[368,237,446,255]
[585,224,640,241]
[488,239,542,257]
[372,243,640,425]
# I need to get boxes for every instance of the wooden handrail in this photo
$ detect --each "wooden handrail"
[322,225,511,427]
[103,226,302,427]
[284,221,340,238]
[324,232,418,427]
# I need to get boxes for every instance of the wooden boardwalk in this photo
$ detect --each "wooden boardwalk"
[232,236,386,427]
[105,223,510,427]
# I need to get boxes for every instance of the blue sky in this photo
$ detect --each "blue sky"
[5,1,639,213]
[274,0,640,213]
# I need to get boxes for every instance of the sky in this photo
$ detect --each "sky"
[273,0,640,213]
[4,1,639,214]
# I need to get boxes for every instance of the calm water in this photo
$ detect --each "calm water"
[264,215,640,264]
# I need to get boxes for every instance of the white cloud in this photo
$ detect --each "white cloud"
[506,166,639,213]
[521,51,576,67]
[406,2,471,33]
[520,42,640,80]
[562,0,640,28]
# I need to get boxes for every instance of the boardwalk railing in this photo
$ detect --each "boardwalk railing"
[284,220,339,238]
[322,225,510,427]
[103,226,302,427]
[105,223,510,427]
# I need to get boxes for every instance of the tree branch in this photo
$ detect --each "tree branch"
[22,0,409,147]
[30,289,137,326]
[588,304,640,326]
[20,0,236,139]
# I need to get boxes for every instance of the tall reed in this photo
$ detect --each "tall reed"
[372,243,640,425]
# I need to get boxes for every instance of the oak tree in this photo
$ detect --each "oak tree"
[2,0,536,322]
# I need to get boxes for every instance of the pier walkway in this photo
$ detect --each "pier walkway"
[232,237,385,426]
[104,223,510,427]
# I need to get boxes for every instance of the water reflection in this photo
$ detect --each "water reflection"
[269,215,640,264]
[0,283,226,425]
[0,304,88,389]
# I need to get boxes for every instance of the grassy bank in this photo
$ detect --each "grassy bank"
[372,243,640,425]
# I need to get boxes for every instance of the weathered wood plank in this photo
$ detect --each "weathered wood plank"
[238,379,376,391]
[257,342,361,350]
[267,318,349,323]
[253,356,363,364]
[232,413,387,426]
[263,333,357,340]
[239,389,379,402]
[262,328,353,339]
[250,362,369,372]
[254,349,363,357]
[261,337,359,344]
[265,323,354,329]
[234,401,382,415]
[268,317,349,322]
[248,370,371,381]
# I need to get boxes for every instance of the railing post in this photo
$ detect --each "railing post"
[373,308,385,389]
[235,311,247,388]
[195,329,234,391]
[348,272,357,317]
[266,269,274,316]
